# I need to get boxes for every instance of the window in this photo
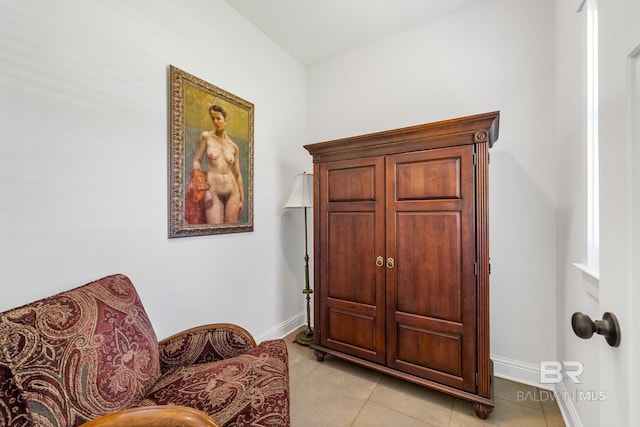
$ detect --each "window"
[575,0,600,279]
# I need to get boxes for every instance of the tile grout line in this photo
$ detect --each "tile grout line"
[349,374,384,427]
[351,375,444,427]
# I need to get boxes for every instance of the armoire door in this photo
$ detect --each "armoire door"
[318,156,386,364]
[385,145,477,392]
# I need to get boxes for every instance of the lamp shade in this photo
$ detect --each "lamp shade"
[284,172,313,208]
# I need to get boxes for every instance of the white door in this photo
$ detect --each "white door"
[598,0,640,426]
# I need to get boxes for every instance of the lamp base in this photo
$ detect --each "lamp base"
[295,329,314,346]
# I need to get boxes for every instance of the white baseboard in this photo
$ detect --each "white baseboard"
[255,311,305,342]
[491,354,580,427]
[491,354,549,390]
[553,380,583,427]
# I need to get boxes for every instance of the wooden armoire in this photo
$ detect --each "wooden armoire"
[304,111,499,419]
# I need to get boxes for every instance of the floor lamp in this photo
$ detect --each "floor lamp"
[284,172,314,346]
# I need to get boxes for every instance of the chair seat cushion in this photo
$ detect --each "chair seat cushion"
[139,339,289,427]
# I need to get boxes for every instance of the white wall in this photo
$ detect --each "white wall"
[1,4,600,424]
[0,0,310,341]
[554,2,601,426]
[306,0,557,386]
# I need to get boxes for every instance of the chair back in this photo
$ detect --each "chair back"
[0,274,161,426]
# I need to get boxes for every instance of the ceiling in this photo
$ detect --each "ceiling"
[224,0,484,66]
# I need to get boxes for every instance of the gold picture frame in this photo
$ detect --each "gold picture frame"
[168,65,254,237]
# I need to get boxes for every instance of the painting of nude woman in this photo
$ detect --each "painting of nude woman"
[169,65,253,237]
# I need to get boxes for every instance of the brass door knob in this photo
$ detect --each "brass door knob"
[386,258,395,269]
[376,256,384,267]
[571,312,621,347]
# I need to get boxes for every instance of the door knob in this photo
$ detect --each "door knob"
[571,312,621,347]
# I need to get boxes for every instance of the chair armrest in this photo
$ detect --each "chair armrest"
[158,323,257,372]
[79,405,222,427]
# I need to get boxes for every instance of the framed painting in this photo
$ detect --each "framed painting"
[168,65,254,237]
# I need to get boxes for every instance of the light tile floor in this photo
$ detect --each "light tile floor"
[286,331,565,427]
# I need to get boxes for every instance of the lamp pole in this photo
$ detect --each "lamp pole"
[296,205,313,345]
[284,172,314,346]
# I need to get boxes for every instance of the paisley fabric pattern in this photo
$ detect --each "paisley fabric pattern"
[142,339,289,427]
[0,275,291,426]
[159,326,256,373]
[0,362,28,427]
[0,274,161,426]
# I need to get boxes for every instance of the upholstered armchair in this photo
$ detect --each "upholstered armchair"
[0,274,290,426]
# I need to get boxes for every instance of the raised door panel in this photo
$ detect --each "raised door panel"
[385,145,477,392]
[318,157,386,363]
